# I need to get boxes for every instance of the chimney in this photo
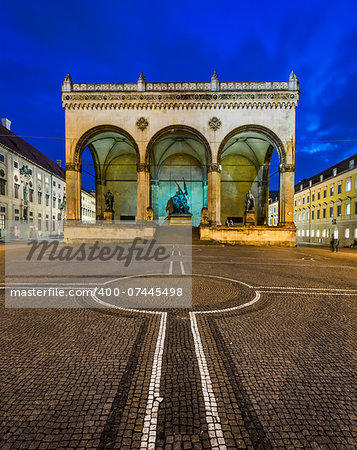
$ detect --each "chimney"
[1,118,11,130]
[56,160,62,168]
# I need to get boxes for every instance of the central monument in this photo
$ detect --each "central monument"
[165,180,192,225]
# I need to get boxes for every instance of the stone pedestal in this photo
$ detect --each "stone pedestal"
[164,214,192,225]
[103,210,114,221]
[245,211,256,226]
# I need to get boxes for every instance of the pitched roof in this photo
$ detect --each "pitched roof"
[0,124,65,180]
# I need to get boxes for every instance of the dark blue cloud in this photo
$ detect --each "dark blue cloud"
[1,0,357,187]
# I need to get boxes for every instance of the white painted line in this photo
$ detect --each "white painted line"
[169,261,173,275]
[255,286,357,292]
[140,312,167,449]
[258,291,357,296]
[180,261,185,275]
[190,312,226,449]
[178,250,181,256]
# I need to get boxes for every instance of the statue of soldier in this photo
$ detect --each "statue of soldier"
[245,190,255,212]
[104,190,114,211]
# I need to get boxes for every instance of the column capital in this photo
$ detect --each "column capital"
[208,163,221,173]
[279,163,295,173]
[65,163,81,172]
[137,163,150,172]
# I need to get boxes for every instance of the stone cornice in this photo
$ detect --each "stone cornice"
[62,91,299,111]
[279,164,295,173]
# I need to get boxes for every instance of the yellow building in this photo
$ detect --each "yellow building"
[294,154,357,246]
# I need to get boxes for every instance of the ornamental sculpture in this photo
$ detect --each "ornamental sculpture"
[136,117,149,131]
[208,117,222,131]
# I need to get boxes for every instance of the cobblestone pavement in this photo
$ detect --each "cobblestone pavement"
[0,245,356,448]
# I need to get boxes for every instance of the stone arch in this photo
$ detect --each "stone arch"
[217,124,286,166]
[73,124,140,165]
[145,125,212,166]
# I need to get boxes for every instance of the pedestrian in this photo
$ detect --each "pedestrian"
[225,218,230,227]
[229,219,234,227]
[330,238,335,252]
[335,238,339,252]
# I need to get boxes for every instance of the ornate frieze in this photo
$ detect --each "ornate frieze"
[136,117,149,131]
[62,91,298,111]
[65,163,82,172]
[279,164,295,173]
[208,163,221,173]
[137,163,149,172]
[208,117,222,131]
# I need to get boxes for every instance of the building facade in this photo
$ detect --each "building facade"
[0,119,66,238]
[294,154,357,247]
[268,154,357,247]
[81,189,96,223]
[62,71,299,245]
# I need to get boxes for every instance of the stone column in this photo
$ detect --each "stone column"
[257,165,269,225]
[65,163,81,220]
[278,163,295,227]
[208,163,221,226]
[137,163,150,220]
[95,179,105,219]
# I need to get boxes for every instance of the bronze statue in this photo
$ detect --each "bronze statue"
[104,190,114,211]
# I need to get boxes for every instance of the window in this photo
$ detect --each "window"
[346,177,351,192]
[330,206,334,217]
[316,229,320,237]
[323,208,326,218]
[355,201,357,214]
[322,229,326,238]
[14,208,19,214]
[345,203,351,215]
[311,229,315,237]
[345,229,350,238]
[337,183,342,194]
[355,229,357,239]
[323,188,327,198]
[333,168,337,176]
[53,181,56,187]
[302,211,305,221]
[317,209,320,219]
[14,184,19,199]
[301,229,305,237]
[37,173,42,180]
[317,191,321,200]
[298,197,301,206]
[307,195,310,203]
[302,197,305,205]
[38,191,42,204]
[297,229,300,237]
[14,161,18,168]
[53,197,56,208]
[0,214,5,229]
[306,229,309,237]
[0,154,4,162]
[0,179,6,195]
[29,189,33,202]
[349,160,354,169]
[327,229,330,238]
[38,219,42,230]
[320,174,323,182]
[45,194,49,207]
[337,204,342,216]
[312,193,315,202]
[309,179,312,187]
[312,210,315,220]
[330,185,334,196]
[298,212,301,222]
[307,210,310,220]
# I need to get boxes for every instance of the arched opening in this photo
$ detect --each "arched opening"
[75,126,139,221]
[218,126,285,226]
[147,127,211,226]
